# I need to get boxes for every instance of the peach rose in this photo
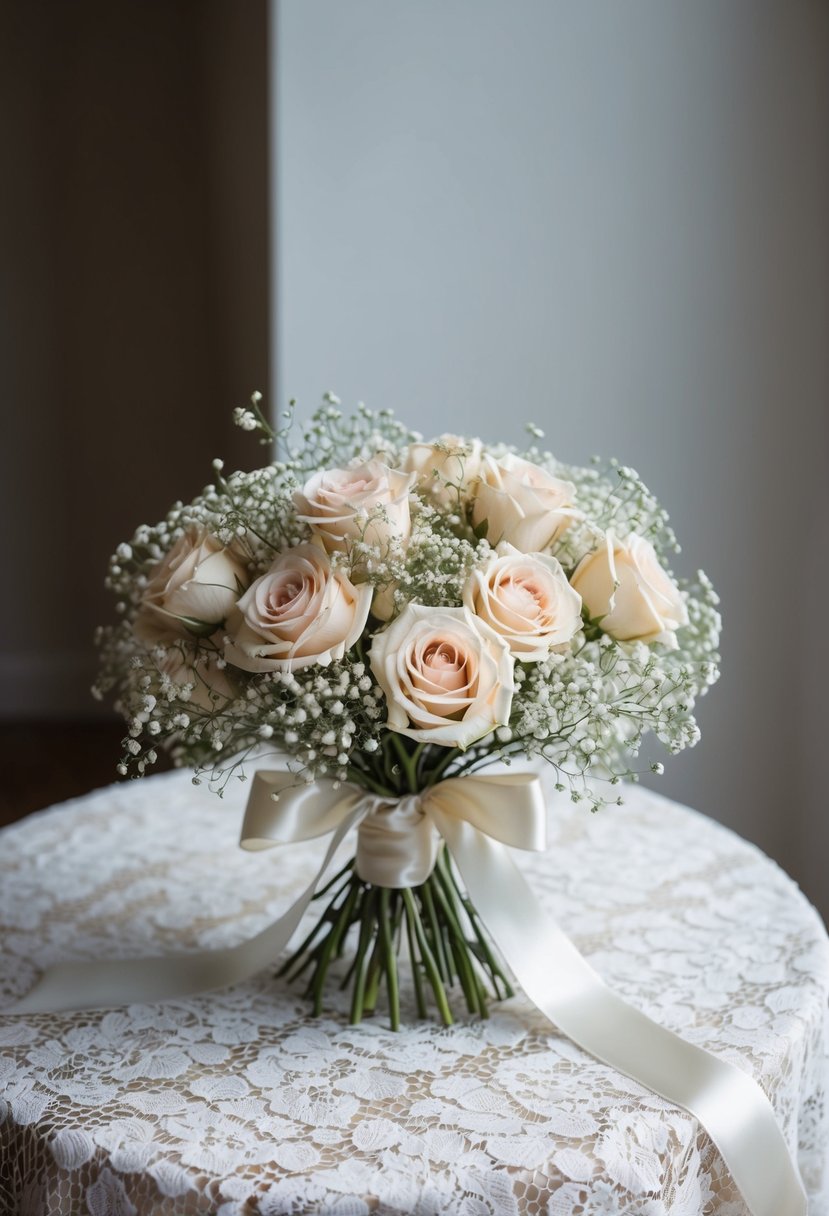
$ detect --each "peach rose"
[157,644,237,710]
[401,434,483,509]
[139,527,247,639]
[463,544,582,660]
[224,542,372,672]
[571,532,688,648]
[294,460,416,555]
[471,453,577,552]
[369,603,515,749]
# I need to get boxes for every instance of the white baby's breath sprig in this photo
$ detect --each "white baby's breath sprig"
[96,395,720,811]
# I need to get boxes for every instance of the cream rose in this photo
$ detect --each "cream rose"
[401,434,483,509]
[571,532,688,648]
[463,544,582,661]
[294,459,416,554]
[224,542,372,672]
[369,603,515,749]
[158,644,237,710]
[139,527,248,638]
[471,453,577,552]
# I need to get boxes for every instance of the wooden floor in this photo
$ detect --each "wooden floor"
[0,720,172,828]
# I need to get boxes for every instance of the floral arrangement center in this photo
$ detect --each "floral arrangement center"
[95,394,720,1026]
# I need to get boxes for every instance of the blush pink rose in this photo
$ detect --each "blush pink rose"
[463,544,582,660]
[571,532,688,648]
[224,542,372,672]
[401,434,483,509]
[369,603,515,749]
[294,460,416,555]
[138,526,248,639]
[471,453,577,552]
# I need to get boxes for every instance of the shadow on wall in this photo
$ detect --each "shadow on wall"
[0,0,270,716]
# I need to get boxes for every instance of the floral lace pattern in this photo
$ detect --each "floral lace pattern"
[1,770,827,1215]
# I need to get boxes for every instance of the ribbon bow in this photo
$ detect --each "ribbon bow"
[5,771,806,1216]
[240,769,547,887]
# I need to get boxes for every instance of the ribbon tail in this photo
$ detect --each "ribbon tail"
[6,808,365,1015]
[433,810,807,1216]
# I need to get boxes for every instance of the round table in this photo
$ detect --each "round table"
[1,770,827,1216]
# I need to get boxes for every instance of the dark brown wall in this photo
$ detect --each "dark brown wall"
[0,0,269,715]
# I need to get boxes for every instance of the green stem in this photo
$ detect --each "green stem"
[379,888,400,1031]
[311,879,361,1015]
[380,735,403,793]
[419,880,450,984]
[430,872,484,1016]
[311,858,354,902]
[349,888,378,1024]
[362,935,384,1014]
[405,902,427,1018]
[403,888,453,1027]
[439,850,514,999]
[279,877,351,978]
[389,733,418,792]
[347,766,395,798]
[411,741,428,785]
[420,745,463,788]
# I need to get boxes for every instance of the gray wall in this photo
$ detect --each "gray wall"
[274,1,829,914]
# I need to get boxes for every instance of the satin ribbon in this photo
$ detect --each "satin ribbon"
[4,770,806,1216]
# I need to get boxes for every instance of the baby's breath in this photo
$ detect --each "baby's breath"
[96,396,720,810]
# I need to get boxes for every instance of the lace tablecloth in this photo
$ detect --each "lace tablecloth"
[1,769,827,1216]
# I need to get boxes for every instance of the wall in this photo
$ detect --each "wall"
[274,1,829,913]
[0,0,269,715]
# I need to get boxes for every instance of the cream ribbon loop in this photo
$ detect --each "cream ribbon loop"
[355,795,440,887]
[240,768,548,888]
[4,769,807,1216]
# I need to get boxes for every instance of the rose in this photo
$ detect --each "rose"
[294,460,416,555]
[157,644,237,710]
[571,532,688,648]
[463,544,582,660]
[224,542,372,672]
[139,527,248,638]
[401,434,483,509]
[471,454,577,551]
[369,580,399,623]
[369,603,515,749]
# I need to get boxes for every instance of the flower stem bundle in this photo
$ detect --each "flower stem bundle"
[95,394,721,1025]
[279,848,512,1028]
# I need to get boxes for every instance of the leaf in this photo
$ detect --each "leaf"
[0,1023,39,1047]
[148,1160,196,1199]
[185,1042,230,1066]
[189,1074,250,1102]
[110,1144,155,1173]
[180,616,221,637]
[423,1130,466,1163]
[596,1126,664,1194]
[335,1068,407,1099]
[553,1147,593,1182]
[86,1168,138,1216]
[124,1090,186,1116]
[486,1135,551,1170]
[50,1128,96,1170]
[115,1047,191,1082]
[351,1118,402,1153]
[272,1141,321,1173]
[322,1199,369,1216]
[11,1088,50,1125]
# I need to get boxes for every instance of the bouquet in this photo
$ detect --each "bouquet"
[95,393,720,1028]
